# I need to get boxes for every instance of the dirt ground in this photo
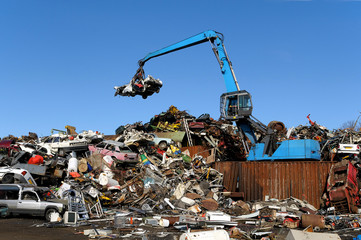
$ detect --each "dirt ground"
[0,216,99,240]
[2,215,360,240]
[0,216,180,240]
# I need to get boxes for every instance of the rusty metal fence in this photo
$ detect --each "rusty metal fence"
[215,161,335,208]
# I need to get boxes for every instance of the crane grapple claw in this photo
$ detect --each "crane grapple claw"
[114,75,162,98]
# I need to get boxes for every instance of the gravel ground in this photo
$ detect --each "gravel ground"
[2,215,360,240]
[0,216,91,240]
[0,216,181,240]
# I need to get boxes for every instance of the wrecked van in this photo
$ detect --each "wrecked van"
[0,184,66,220]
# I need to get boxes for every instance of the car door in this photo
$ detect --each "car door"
[17,191,42,216]
[100,143,113,156]
[2,186,19,214]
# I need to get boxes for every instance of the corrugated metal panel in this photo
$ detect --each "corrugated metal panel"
[215,161,334,208]
[214,161,239,192]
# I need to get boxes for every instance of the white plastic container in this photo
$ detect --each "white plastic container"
[67,157,78,173]
[102,156,114,178]
[98,173,108,186]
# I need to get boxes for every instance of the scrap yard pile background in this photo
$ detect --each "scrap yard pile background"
[1,105,361,239]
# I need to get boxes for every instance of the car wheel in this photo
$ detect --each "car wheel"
[158,141,168,150]
[2,174,14,184]
[45,208,58,222]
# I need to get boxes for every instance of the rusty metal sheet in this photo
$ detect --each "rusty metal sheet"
[214,161,239,192]
[215,161,335,208]
[201,199,219,211]
[181,146,211,158]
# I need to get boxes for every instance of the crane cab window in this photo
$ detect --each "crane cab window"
[227,97,238,117]
[221,91,253,120]
[227,95,251,114]
[225,93,252,117]
[239,95,251,111]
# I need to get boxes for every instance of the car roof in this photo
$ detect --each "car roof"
[0,184,48,191]
[101,140,126,148]
[0,185,21,191]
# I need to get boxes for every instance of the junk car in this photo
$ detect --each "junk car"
[0,184,66,221]
[88,140,138,163]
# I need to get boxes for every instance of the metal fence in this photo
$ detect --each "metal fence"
[215,161,334,208]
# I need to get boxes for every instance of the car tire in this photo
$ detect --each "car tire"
[158,141,168,150]
[2,174,14,184]
[45,208,58,222]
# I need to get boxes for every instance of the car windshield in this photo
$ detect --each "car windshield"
[97,141,132,152]
[118,147,133,153]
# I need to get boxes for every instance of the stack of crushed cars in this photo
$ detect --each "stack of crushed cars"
[0,128,105,184]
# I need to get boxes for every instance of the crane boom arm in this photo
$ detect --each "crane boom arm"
[138,30,240,93]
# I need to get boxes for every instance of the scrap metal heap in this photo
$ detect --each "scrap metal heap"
[1,107,361,239]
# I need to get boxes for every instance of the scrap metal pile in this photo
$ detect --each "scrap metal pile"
[0,107,361,239]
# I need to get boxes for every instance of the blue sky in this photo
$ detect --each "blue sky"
[0,0,360,138]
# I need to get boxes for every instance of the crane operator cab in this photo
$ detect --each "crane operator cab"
[220,90,253,120]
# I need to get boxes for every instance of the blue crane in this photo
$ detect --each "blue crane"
[114,30,321,161]
[138,30,240,93]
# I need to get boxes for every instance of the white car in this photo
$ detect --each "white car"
[38,134,88,156]
[18,142,48,155]
[0,166,37,185]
